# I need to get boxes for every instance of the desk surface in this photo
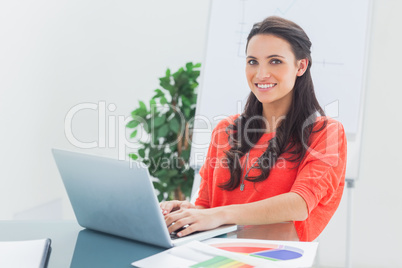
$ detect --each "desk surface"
[0,220,298,267]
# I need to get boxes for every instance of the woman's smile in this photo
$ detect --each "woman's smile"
[255,83,277,91]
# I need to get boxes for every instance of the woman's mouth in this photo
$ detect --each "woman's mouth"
[255,83,276,91]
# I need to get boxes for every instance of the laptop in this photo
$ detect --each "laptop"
[52,149,236,248]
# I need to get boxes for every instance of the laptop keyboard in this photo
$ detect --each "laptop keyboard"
[170,225,188,240]
[170,233,180,240]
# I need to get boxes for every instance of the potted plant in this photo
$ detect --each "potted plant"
[127,62,201,201]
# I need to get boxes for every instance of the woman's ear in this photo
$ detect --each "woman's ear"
[296,59,308,77]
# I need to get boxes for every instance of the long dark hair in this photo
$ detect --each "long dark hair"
[220,16,327,191]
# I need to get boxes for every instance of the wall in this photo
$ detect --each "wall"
[0,0,401,267]
[315,1,402,266]
[0,0,210,220]
[352,0,402,266]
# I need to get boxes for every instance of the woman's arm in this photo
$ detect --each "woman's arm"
[224,192,308,224]
[164,192,307,237]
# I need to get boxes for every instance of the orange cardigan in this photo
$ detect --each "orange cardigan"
[195,115,347,241]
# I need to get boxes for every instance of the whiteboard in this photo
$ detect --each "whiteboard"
[190,0,372,181]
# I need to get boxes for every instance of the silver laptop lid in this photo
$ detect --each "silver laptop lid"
[52,149,173,248]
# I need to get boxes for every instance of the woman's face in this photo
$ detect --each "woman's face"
[245,34,306,109]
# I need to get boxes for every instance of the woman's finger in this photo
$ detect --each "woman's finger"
[180,201,194,209]
[176,222,200,237]
[167,214,194,234]
[164,209,182,227]
[160,201,180,215]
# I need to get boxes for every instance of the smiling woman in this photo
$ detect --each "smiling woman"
[245,34,308,124]
[160,16,347,242]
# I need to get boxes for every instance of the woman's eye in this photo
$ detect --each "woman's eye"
[248,60,258,65]
[271,59,282,64]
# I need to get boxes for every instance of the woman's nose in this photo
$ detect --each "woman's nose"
[256,66,271,80]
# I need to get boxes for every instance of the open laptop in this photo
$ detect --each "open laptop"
[52,149,236,248]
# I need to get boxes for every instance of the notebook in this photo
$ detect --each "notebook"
[52,149,236,248]
[0,239,51,268]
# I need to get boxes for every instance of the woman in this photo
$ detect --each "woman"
[161,16,347,242]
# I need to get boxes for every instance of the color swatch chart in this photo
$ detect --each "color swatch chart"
[210,242,304,262]
[190,256,254,268]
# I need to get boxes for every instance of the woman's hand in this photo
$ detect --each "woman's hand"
[159,200,195,215]
[164,207,227,237]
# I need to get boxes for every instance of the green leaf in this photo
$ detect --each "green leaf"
[170,144,177,152]
[129,153,138,160]
[181,149,190,162]
[169,117,180,133]
[168,169,179,176]
[131,107,147,118]
[184,167,195,177]
[130,130,138,138]
[149,148,164,159]
[157,124,169,138]
[181,96,191,106]
[159,77,174,93]
[190,83,198,90]
[163,84,175,96]
[176,67,184,75]
[153,114,166,128]
[189,109,196,119]
[174,72,187,87]
[183,107,190,118]
[157,193,164,202]
[155,169,168,178]
[143,121,150,133]
[185,62,193,71]
[133,104,148,118]
[154,88,164,97]
[194,63,201,68]
[131,109,138,116]
[139,101,147,111]
[193,70,200,77]
[191,94,198,103]
[160,96,168,105]
[166,68,171,77]
[126,120,140,129]
[138,148,145,158]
